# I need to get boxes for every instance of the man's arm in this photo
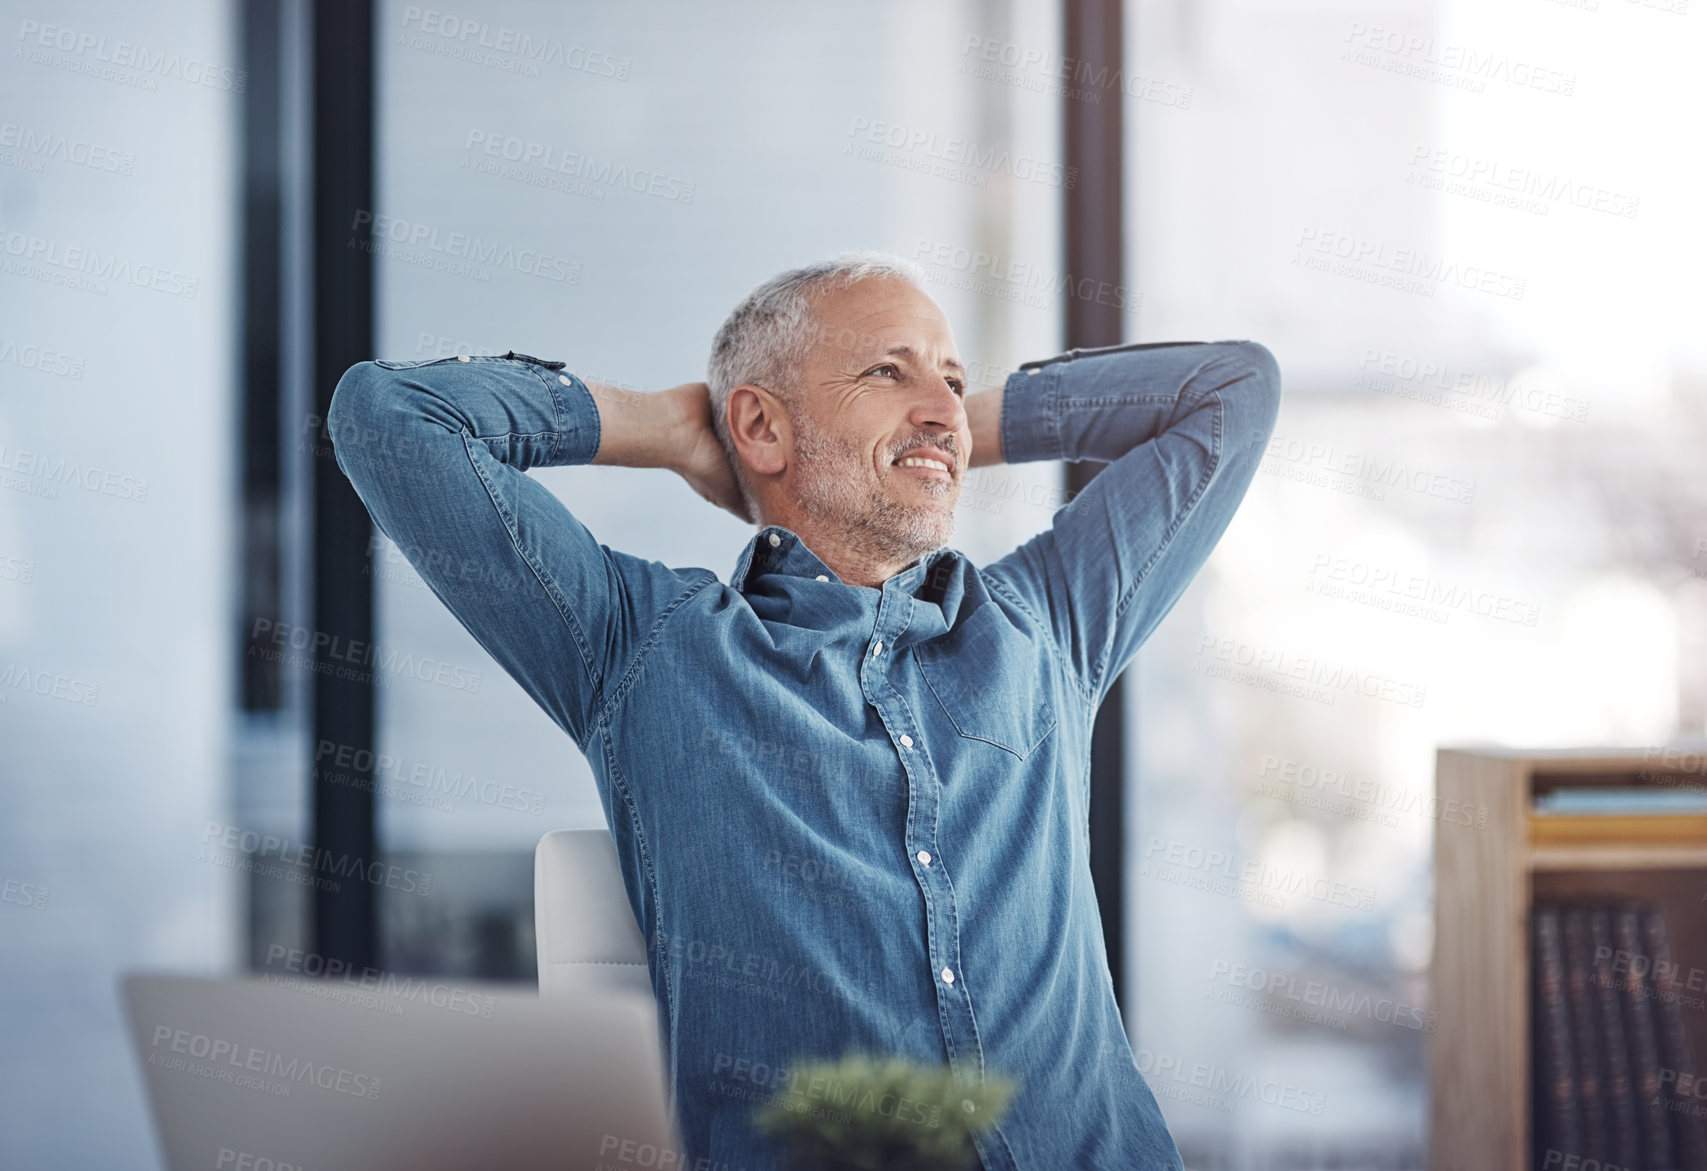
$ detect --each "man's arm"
[583,378,750,520]
[981,340,1282,707]
[965,383,1004,467]
[328,354,738,749]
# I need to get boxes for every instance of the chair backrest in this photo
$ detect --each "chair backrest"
[533,829,651,1000]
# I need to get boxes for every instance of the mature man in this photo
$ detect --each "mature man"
[329,252,1281,1170]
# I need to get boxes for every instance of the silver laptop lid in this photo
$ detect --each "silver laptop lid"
[120,973,681,1171]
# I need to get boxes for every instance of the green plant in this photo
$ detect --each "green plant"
[752,1051,1017,1171]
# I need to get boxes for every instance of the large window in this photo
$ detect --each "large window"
[364,0,1067,976]
[1126,0,1707,1165]
[0,1,240,1165]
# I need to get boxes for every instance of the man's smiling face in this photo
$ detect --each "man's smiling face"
[783,275,970,570]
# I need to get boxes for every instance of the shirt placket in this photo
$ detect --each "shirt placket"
[863,582,1018,1171]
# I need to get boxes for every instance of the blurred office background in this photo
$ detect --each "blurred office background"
[2,0,1704,1167]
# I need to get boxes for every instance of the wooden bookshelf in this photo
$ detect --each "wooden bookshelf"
[1430,744,1707,1170]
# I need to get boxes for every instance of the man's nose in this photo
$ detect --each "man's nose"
[910,377,966,433]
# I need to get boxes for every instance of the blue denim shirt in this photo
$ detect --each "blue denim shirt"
[329,337,1280,1171]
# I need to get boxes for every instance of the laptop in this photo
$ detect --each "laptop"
[120,971,682,1171]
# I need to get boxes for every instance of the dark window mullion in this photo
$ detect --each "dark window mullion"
[1063,0,1129,1015]
[308,0,377,973]
[238,0,283,713]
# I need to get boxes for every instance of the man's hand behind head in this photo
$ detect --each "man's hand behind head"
[664,381,756,524]
[584,378,754,524]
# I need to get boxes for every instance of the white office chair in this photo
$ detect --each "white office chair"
[533,828,653,1001]
[534,829,678,1131]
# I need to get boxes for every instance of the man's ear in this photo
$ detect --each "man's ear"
[728,384,792,479]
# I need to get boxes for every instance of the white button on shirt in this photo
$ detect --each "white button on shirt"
[899,734,914,749]
[558,375,572,386]
[768,533,781,547]
[917,850,932,866]
[872,641,883,656]
[941,967,955,985]
[456,354,470,362]
[815,575,828,582]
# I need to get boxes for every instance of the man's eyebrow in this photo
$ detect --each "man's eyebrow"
[883,345,966,375]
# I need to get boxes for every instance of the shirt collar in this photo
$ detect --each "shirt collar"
[727,525,957,597]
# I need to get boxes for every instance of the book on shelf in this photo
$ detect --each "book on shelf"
[1532,788,1707,816]
[1533,905,1581,1163]
[1589,908,1643,1169]
[1614,904,1676,1170]
[1562,909,1609,1160]
[1645,905,1707,1171]
[1530,898,1707,1171]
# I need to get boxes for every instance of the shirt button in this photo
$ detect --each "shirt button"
[768,533,781,548]
[963,1100,977,1114]
[872,641,883,656]
[941,967,955,985]
[899,734,914,749]
[815,574,828,582]
[558,374,572,386]
[916,850,931,866]
[456,354,470,362]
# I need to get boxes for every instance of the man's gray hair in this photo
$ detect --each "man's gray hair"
[706,251,930,522]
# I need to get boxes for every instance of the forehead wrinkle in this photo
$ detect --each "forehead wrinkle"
[804,285,962,386]
[883,344,965,376]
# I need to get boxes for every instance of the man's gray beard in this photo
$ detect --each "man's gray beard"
[792,411,955,569]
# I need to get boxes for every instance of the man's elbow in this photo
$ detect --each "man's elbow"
[328,360,385,431]
[326,360,395,477]
[1226,340,1282,436]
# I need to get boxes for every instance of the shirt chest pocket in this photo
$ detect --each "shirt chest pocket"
[913,604,1058,760]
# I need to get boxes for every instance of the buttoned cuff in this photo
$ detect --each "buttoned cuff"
[998,362,1064,465]
[547,367,603,466]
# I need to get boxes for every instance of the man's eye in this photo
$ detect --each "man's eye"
[948,380,965,396]
[865,364,900,379]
